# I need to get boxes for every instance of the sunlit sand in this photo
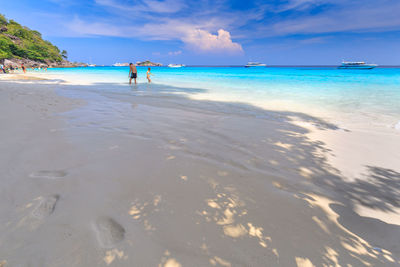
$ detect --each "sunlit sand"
[0,73,399,266]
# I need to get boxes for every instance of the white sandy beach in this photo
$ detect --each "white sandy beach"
[1,73,400,266]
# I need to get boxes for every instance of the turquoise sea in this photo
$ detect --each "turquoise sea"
[41,66,400,131]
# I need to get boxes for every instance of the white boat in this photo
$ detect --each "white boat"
[168,64,185,68]
[245,62,266,67]
[113,62,129,67]
[87,58,96,67]
[338,61,377,69]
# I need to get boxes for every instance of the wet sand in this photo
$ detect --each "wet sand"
[0,76,399,266]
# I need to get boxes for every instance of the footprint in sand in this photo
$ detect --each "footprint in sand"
[32,195,59,219]
[29,170,67,179]
[93,217,125,248]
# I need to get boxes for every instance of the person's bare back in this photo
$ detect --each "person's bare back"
[129,63,137,84]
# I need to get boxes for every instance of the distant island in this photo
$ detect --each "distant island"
[0,14,85,68]
[112,61,163,67]
[136,60,162,66]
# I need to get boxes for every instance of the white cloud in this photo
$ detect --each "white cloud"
[67,17,127,37]
[298,37,328,44]
[66,15,242,53]
[271,2,400,35]
[278,0,334,11]
[136,19,243,53]
[13,0,400,45]
[40,0,400,53]
[95,0,186,14]
[242,0,400,38]
[168,50,182,55]
[145,0,186,13]
[182,29,243,53]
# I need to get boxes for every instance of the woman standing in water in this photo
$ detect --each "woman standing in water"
[146,67,152,83]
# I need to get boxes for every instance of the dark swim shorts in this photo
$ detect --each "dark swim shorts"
[131,72,137,79]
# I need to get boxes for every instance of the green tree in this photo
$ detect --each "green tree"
[61,50,68,59]
[0,36,13,59]
[0,14,7,25]
[0,15,65,62]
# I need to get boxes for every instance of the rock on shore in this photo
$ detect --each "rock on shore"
[1,58,87,68]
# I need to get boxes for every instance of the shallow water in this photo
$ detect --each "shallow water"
[41,66,400,131]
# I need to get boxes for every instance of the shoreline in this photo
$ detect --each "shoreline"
[2,71,400,181]
[5,71,399,175]
[12,67,400,135]
[1,74,400,266]
[2,71,400,189]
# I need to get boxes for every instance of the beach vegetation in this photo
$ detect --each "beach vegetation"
[0,14,7,25]
[0,14,64,62]
[61,50,68,59]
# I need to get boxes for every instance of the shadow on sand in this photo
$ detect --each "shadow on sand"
[68,81,399,265]
[2,80,399,266]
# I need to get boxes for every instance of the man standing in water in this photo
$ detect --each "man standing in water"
[128,63,137,84]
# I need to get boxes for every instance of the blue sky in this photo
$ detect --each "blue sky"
[2,0,400,65]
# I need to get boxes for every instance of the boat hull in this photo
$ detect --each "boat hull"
[245,65,266,68]
[338,66,376,69]
[338,64,377,69]
[168,64,184,68]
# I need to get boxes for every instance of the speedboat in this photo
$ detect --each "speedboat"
[168,64,185,68]
[338,61,377,69]
[245,62,266,67]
